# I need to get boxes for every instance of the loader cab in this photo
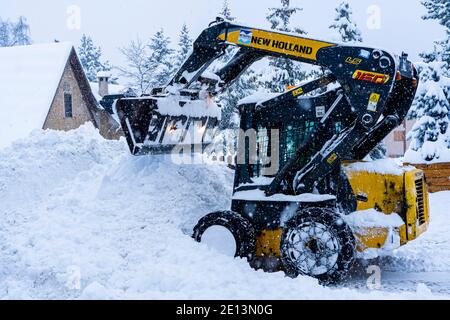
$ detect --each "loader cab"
[233,88,354,192]
[230,88,356,230]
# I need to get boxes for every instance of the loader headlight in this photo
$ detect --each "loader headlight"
[379,56,391,69]
[373,50,383,59]
[362,114,374,125]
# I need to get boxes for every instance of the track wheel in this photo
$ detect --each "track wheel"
[280,207,355,284]
[193,211,256,260]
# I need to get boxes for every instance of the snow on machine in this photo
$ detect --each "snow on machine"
[115,18,430,283]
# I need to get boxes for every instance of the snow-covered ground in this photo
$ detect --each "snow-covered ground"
[1,125,449,300]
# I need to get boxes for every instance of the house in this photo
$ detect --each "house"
[383,119,415,158]
[0,42,120,149]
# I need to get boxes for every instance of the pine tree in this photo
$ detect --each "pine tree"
[174,23,192,70]
[421,32,450,67]
[220,70,261,129]
[11,16,31,46]
[78,34,112,82]
[147,29,175,87]
[220,0,235,21]
[421,0,450,67]
[329,2,363,43]
[422,0,450,29]
[0,16,31,47]
[407,62,450,161]
[0,19,11,47]
[218,0,238,64]
[406,0,450,161]
[265,0,307,92]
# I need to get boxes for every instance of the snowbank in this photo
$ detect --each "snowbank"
[0,125,448,299]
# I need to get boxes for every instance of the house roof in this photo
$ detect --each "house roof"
[0,42,74,149]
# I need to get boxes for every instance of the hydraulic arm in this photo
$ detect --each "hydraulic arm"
[116,17,419,195]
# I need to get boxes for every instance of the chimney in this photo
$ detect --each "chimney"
[97,71,111,98]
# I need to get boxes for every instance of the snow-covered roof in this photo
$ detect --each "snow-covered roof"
[0,42,74,149]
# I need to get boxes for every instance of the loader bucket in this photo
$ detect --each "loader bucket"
[116,96,221,155]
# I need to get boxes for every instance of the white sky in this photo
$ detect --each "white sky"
[0,0,446,76]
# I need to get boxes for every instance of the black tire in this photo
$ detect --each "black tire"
[193,211,256,260]
[280,207,356,284]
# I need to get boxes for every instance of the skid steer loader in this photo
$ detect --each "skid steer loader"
[115,18,430,283]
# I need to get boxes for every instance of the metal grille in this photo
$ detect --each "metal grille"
[415,178,426,225]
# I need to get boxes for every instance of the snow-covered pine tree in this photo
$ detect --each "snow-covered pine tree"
[405,0,450,161]
[407,62,450,161]
[174,23,192,70]
[329,1,362,43]
[217,0,237,65]
[0,16,31,47]
[265,0,307,92]
[147,29,175,87]
[421,31,450,70]
[421,0,450,67]
[78,34,112,83]
[0,19,11,47]
[220,0,235,21]
[219,69,261,129]
[11,16,31,46]
[422,0,450,30]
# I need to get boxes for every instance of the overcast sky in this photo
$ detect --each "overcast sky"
[0,0,446,76]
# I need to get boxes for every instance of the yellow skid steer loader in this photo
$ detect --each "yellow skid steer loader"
[114,18,430,283]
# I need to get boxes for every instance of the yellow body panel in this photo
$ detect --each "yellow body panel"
[256,230,282,257]
[255,164,430,257]
[218,29,335,61]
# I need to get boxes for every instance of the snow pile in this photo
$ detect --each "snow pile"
[344,209,404,229]
[0,42,73,149]
[0,125,449,299]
